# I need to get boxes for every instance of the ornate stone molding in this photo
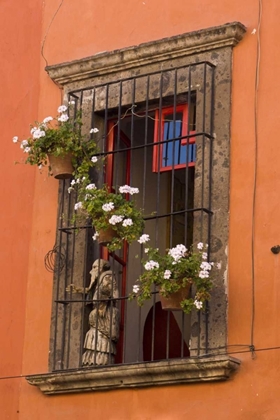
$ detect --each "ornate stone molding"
[46,22,246,86]
[26,356,240,395]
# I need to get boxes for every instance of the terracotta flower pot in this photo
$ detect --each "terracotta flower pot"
[159,282,191,311]
[48,153,74,179]
[98,227,118,246]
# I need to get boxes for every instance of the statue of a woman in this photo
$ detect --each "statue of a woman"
[67,259,120,366]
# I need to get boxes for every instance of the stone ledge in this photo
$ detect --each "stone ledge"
[26,355,240,395]
[46,22,246,86]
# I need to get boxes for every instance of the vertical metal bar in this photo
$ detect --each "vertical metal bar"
[180,311,185,357]
[200,62,207,240]
[205,64,216,355]
[65,179,77,369]
[155,73,163,245]
[92,255,102,366]
[184,66,192,244]
[166,310,170,359]
[108,256,115,365]
[169,69,177,248]
[136,305,142,362]
[60,186,72,369]
[52,181,66,371]
[142,75,150,210]
[130,78,136,185]
[90,88,96,137]
[121,242,128,363]
[114,81,123,190]
[102,84,110,184]
[77,91,89,368]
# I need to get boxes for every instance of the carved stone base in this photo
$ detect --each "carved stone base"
[26,355,240,395]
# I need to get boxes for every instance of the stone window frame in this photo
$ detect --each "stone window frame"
[27,22,246,394]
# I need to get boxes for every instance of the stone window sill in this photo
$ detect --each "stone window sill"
[26,355,240,395]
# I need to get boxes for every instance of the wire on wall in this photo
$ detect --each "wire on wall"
[41,0,66,67]
[250,0,262,358]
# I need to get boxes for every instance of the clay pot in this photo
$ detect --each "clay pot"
[159,282,191,311]
[98,227,118,246]
[48,153,74,179]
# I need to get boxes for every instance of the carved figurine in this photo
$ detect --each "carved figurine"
[66,259,120,366]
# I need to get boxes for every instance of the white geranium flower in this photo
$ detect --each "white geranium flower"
[164,270,172,279]
[33,129,45,139]
[23,147,31,153]
[144,248,149,253]
[12,136,18,143]
[119,185,130,194]
[197,242,204,250]
[20,140,28,149]
[144,260,159,270]
[91,156,98,163]
[43,116,53,123]
[102,202,114,212]
[57,105,68,113]
[202,252,208,260]
[90,128,99,134]
[109,215,124,225]
[30,127,37,135]
[38,164,43,170]
[85,183,96,190]
[138,234,150,244]
[199,270,209,279]
[200,261,212,271]
[194,300,203,310]
[133,285,140,293]
[119,185,139,195]
[74,202,83,211]
[69,100,75,105]
[122,218,133,227]
[92,232,99,241]
[130,187,139,195]
[58,114,69,122]
[68,187,74,194]
[168,244,187,261]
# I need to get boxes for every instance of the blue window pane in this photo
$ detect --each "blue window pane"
[162,119,195,168]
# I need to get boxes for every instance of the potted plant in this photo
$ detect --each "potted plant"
[13,104,99,179]
[131,241,215,313]
[73,181,145,251]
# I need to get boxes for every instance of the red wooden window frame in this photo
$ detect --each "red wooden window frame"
[104,121,131,363]
[152,104,196,172]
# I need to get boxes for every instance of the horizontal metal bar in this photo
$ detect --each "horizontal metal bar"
[68,60,216,94]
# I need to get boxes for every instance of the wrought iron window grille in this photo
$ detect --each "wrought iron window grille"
[50,61,216,372]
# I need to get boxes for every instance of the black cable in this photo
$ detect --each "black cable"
[1,344,280,382]
[250,0,262,358]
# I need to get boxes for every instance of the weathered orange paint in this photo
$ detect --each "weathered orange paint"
[1,0,280,418]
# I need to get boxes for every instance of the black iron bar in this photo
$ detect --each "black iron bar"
[52,181,66,371]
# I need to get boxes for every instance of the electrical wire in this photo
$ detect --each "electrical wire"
[250,0,262,358]
[41,0,66,67]
[1,344,280,382]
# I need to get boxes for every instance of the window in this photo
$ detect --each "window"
[27,23,246,393]
[49,61,216,371]
[152,104,196,172]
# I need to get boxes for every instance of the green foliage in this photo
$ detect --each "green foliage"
[131,243,214,314]
[75,182,145,252]
[14,105,99,179]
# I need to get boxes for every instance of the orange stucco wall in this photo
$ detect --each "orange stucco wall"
[2,0,280,418]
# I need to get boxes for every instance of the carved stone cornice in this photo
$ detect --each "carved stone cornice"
[26,355,240,395]
[46,22,246,86]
